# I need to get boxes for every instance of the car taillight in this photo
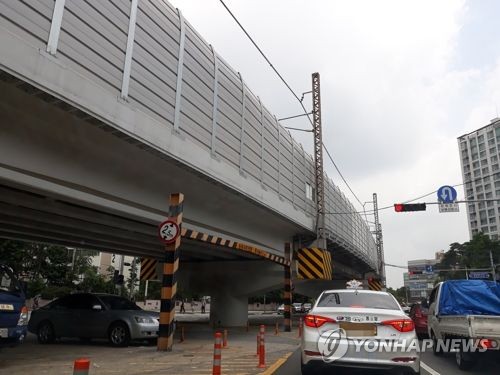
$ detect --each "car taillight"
[303,314,336,328]
[479,339,498,349]
[382,319,415,332]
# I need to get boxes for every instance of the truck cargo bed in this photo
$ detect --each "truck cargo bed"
[438,315,500,338]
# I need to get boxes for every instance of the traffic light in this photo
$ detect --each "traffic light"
[394,203,426,212]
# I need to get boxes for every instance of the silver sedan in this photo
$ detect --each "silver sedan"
[28,293,159,347]
[301,289,420,374]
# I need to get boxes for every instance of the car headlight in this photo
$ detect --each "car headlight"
[17,306,29,326]
[135,316,155,324]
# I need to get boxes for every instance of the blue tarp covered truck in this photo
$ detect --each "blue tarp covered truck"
[428,280,500,370]
[0,264,28,347]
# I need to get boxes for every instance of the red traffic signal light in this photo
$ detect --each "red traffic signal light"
[394,203,426,212]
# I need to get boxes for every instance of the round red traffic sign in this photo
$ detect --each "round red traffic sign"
[158,220,180,244]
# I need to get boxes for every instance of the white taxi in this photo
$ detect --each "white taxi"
[300,287,420,374]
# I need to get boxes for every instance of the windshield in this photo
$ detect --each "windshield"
[0,266,21,295]
[98,295,141,310]
[317,292,400,310]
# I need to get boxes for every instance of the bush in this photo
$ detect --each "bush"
[40,285,73,300]
[27,278,46,298]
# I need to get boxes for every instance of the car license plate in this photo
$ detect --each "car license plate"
[0,328,8,338]
[0,304,14,311]
[340,322,377,337]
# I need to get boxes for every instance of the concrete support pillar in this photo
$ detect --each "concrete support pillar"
[157,193,183,351]
[209,293,248,328]
[283,242,292,332]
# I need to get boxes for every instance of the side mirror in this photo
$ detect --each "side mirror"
[92,304,103,311]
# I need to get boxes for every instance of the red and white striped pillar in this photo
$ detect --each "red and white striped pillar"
[73,358,90,375]
[257,324,266,368]
[212,332,222,375]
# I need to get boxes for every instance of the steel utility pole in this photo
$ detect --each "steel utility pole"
[489,250,496,283]
[312,72,326,250]
[373,193,385,283]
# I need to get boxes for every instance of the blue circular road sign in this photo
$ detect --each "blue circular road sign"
[437,185,457,203]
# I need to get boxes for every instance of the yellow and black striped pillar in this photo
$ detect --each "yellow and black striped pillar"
[297,247,333,280]
[157,193,183,351]
[367,277,384,291]
[283,242,292,332]
[139,258,158,281]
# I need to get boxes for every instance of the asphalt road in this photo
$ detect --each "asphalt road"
[275,347,500,375]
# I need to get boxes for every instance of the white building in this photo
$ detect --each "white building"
[404,251,443,302]
[91,252,139,288]
[458,118,500,239]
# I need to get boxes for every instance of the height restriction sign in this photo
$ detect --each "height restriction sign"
[158,220,180,244]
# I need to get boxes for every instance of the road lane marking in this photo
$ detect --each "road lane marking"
[261,351,294,375]
[421,361,441,375]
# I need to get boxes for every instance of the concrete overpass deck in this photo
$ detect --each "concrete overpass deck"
[0,0,382,327]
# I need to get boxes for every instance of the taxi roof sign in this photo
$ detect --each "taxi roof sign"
[346,279,363,289]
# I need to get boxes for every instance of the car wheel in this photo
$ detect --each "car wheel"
[399,370,420,375]
[455,348,477,370]
[431,332,443,356]
[417,333,428,340]
[108,322,130,347]
[300,356,316,375]
[300,363,312,375]
[37,321,55,344]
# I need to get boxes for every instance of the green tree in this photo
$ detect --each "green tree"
[137,280,161,300]
[78,266,115,293]
[387,286,409,304]
[126,258,139,299]
[0,239,99,297]
[436,233,500,281]
[0,240,27,278]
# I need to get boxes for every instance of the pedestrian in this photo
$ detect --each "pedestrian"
[180,299,185,314]
[201,300,206,314]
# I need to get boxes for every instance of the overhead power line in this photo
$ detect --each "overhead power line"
[325,170,500,216]
[323,144,364,208]
[218,0,310,119]
[283,126,313,133]
[383,262,408,269]
[218,0,365,209]
[278,112,312,122]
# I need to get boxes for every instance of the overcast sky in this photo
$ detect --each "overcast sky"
[169,0,500,288]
